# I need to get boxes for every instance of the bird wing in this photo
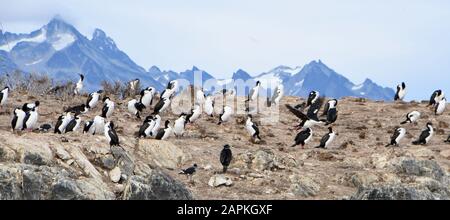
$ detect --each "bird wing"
[322,102,330,116]
[153,99,164,113]
[418,130,430,142]
[285,104,309,120]
[0,92,3,103]
[11,115,17,129]
[429,92,437,105]
[102,104,108,116]
[109,129,119,145]
[155,129,165,140]
[252,123,260,135]
[295,130,311,142]
[320,133,330,147]
[139,123,150,137]
[22,112,31,129]
[327,108,338,123]
[391,129,401,142]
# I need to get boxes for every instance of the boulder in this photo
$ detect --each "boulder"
[123,169,193,200]
[0,145,16,162]
[252,149,275,171]
[19,144,53,166]
[208,175,233,187]
[136,140,190,170]
[289,175,321,197]
[351,185,449,200]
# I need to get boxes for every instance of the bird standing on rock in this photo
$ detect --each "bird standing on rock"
[245,115,261,143]
[74,74,84,95]
[127,99,145,119]
[394,82,406,101]
[86,90,103,109]
[400,111,421,124]
[291,128,313,148]
[0,86,10,109]
[11,108,26,131]
[179,164,198,182]
[105,121,120,147]
[316,127,337,149]
[155,120,173,140]
[412,122,434,145]
[102,97,115,118]
[385,127,406,147]
[220,145,233,173]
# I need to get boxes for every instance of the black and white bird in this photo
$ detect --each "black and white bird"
[187,105,201,123]
[129,78,140,93]
[291,128,313,148]
[22,101,40,112]
[0,86,10,108]
[140,87,155,108]
[435,97,446,115]
[385,127,406,147]
[39,124,52,132]
[83,120,94,134]
[204,95,215,117]
[394,82,406,101]
[245,115,261,142]
[65,114,82,133]
[102,97,115,118]
[153,97,171,115]
[155,120,173,140]
[196,88,206,105]
[179,164,198,177]
[127,99,146,119]
[104,121,120,147]
[315,127,337,149]
[322,99,338,125]
[286,104,324,129]
[173,113,188,137]
[11,108,26,131]
[86,90,103,109]
[400,111,421,124]
[160,80,178,100]
[22,107,39,131]
[74,74,84,95]
[65,104,89,115]
[306,91,320,107]
[322,99,337,116]
[429,90,445,106]
[218,106,233,125]
[248,81,261,102]
[139,116,154,138]
[269,84,284,107]
[92,115,106,135]
[54,112,73,134]
[220,145,233,173]
[412,122,434,145]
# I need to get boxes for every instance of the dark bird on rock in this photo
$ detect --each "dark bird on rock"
[179,164,198,176]
[220,145,233,173]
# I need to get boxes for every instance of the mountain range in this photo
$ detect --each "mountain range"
[0,17,395,100]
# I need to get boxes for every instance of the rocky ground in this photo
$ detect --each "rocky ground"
[0,90,449,200]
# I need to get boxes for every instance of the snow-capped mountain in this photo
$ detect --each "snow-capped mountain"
[0,17,163,91]
[0,17,394,100]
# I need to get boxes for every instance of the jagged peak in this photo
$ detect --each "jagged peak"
[149,65,161,73]
[91,28,117,50]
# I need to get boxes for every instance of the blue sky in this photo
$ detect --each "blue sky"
[1,0,450,100]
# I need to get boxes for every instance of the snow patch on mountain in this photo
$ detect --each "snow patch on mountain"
[0,29,47,52]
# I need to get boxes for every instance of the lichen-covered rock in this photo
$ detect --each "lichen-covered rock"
[289,175,321,197]
[123,169,193,200]
[136,140,190,170]
[351,185,449,200]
